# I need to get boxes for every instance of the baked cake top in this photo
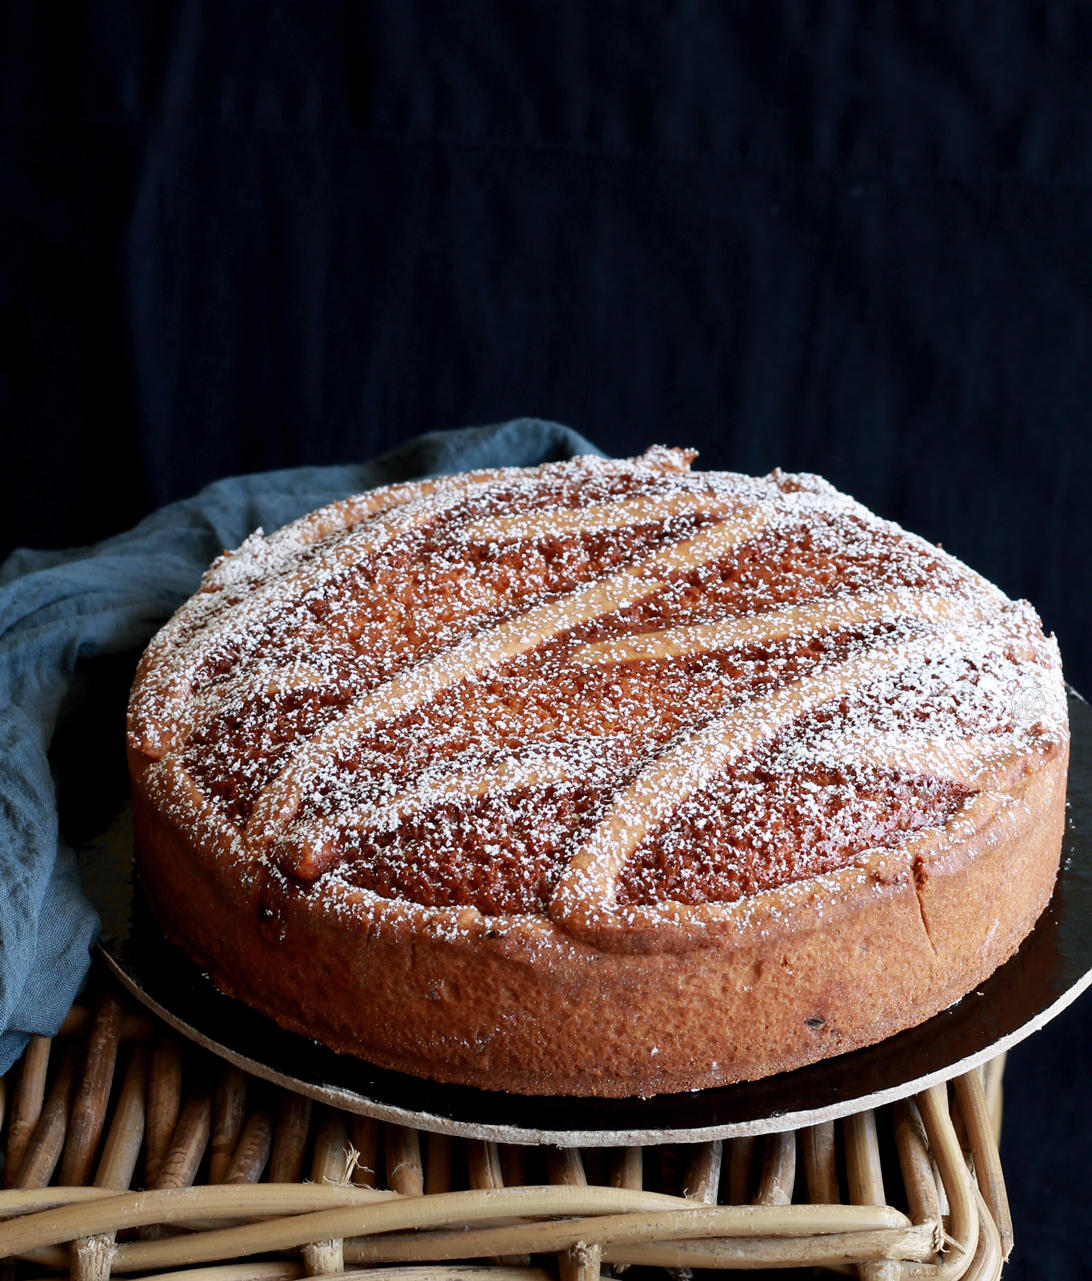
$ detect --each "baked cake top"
[127,449,1067,952]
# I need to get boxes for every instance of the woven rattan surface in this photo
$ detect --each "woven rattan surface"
[0,982,1009,1281]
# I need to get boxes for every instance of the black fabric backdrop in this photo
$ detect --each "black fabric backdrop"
[2,4,1090,1275]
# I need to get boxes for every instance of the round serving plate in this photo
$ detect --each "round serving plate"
[95,687,1092,1147]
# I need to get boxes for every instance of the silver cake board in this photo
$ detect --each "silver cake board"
[93,687,1092,1147]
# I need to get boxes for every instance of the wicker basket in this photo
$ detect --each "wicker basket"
[0,974,1011,1281]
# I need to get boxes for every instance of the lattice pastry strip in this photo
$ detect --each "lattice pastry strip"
[129,448,697,758]
[170,482,744,727]
[243,503,774,847]
[459,488,732,544]
[547,615,1000,946]
[130,474,513,757]
[272,588,979,879]
[568,588,976,666]
[281,737,623,880]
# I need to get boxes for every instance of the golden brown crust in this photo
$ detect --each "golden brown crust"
[127,451,1069,1096]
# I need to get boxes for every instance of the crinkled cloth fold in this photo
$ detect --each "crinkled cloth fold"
[0,419,604,1072]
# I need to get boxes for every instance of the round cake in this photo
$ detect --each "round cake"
[127,449,1069,1097]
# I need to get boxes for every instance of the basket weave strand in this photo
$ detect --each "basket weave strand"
[0,984,1010,1280]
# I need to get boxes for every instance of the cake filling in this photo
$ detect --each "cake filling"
[616,761,974,907]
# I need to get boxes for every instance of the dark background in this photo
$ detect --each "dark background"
[2,3,1090,1276]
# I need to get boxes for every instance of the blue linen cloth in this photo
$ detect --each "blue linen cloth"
[0,419,605,1073]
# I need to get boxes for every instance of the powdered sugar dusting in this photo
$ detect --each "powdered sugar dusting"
[128,448,1068,947]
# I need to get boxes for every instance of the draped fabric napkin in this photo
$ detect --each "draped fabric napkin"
[0,420,604,1072]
